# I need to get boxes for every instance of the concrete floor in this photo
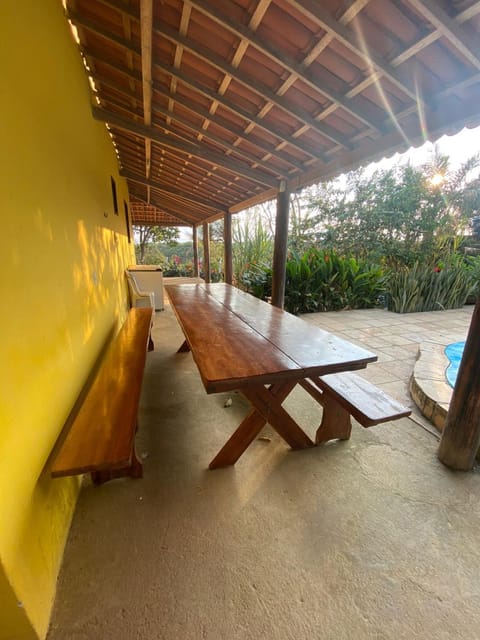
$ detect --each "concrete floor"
[47,303,480,640]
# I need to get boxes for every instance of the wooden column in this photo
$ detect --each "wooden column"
[202,222,211,283]
[192,224,199,277]
[271,181,290,309]
[437,298,480,470]
[224,211,233,284]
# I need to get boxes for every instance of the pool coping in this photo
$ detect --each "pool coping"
[409,340,454,432]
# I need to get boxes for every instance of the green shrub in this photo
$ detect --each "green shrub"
[240,262,272,299]
[387,260,478,313]
[283,249,386,314]
[464,254,480,301]
[233,213,274,287]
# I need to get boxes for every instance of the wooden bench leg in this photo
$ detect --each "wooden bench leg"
[91,448,144,485]
[177,339,190,353]
[315,394,352,444]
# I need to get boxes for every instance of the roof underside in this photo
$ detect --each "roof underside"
[66,0,480,226]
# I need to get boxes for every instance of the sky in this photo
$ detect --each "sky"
[372,125,480,172]
[177,125,480,241]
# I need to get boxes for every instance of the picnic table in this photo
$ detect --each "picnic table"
[165,283,405,469]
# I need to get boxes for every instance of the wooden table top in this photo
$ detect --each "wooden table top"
[165,283,377,393]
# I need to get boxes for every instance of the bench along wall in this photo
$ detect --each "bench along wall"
[0,2,135,638]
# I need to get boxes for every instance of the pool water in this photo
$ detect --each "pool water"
[445,341,465,388]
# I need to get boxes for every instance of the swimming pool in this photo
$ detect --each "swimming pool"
[445,341,465,388]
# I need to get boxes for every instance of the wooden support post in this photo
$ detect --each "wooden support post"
[192,224,199,277]
[437,298,480,470]
[203,222,211,283]
[224,211,233,284]
[271,180,290,309]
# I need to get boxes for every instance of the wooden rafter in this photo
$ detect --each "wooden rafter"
[188,0,384,133]
[78,36,321,163]
[156,22,356,149]
[407,0,480,71]
[121,170,228,212]
[140,0,152,210]
[65,0,480,228]
[195,0,272,148]
[152,59,322,160]
[285,0,426,105]
[92,106,279,188]
[104,89,292,178]
[130,198,193,225]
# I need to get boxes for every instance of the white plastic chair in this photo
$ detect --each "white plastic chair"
[126,271,155,309]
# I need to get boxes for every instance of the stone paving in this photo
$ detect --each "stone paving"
[301,305,474,436]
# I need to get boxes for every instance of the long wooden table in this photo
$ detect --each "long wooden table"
[165,283,377,468]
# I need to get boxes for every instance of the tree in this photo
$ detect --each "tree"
[209,220,224,242]
[306,151,480,266]
[133,225,180,263]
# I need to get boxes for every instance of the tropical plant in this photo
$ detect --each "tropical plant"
[282,248,386,314]
[240,262,272,299]
[464,254,480,300]
[232,211,274,287]
[387,259,478,313]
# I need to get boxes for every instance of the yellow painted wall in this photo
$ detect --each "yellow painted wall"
[0,1,135,638]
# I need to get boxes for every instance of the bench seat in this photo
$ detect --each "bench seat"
[50,307,153,485]
[300,372,411,444]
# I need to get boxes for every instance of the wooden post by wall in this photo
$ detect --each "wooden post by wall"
[437,298,480,470]
[202,222,211,283]
[224,212,233,284]
[192,224,199,277]
[271,181,290,309]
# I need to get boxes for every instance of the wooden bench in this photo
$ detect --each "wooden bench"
[300,372,411,444]
[50,307,153,485]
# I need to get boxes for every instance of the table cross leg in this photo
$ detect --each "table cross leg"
[242,383,314,451]
[209,408,267,469]
[209,380,311,469]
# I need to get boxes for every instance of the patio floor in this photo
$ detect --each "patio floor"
[47,303,480,640]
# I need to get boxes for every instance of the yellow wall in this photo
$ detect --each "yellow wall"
[0,2,135,638]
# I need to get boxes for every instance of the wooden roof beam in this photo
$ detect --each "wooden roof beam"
[92,106,279,188]
[188,0,383,133]
[94,90,283,180]
[285,0,426,106]
[121,169,229,212]
[140,0,153,191]
[153,59,321,161]
[79,56,306,173]
[407,0,480,71]
[130,197,194,225]
[239,0,370,130]
[89,87,266,194]
[78,34,320,162]
[157,87,305,173]
[155,23,354,150]
[167,2,192,126]
[336,1,480,102]
[193,0,270,146]
[153,110,287,180]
